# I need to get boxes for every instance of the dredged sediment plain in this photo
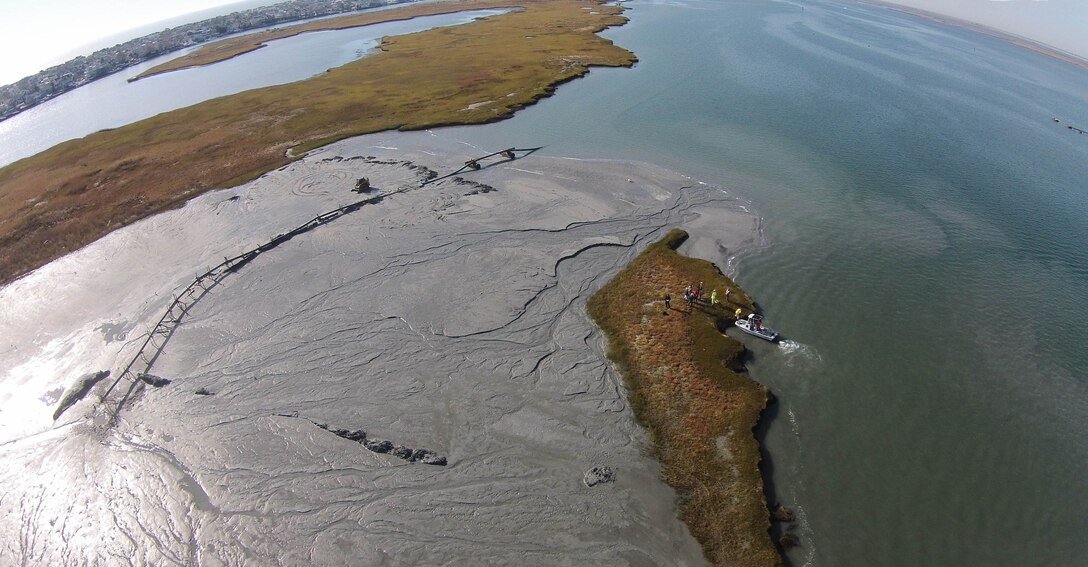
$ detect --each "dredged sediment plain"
[0,131,761,565]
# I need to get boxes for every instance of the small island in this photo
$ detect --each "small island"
[588,229,781,566]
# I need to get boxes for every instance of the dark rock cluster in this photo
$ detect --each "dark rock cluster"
[136,373,171,387]
[353,177,373,193]
[451,177,497,195]
[771,503,795,523]
[355,156,439,183]
[316,423,446,465]
[320,155,440,185]
[583,466,616,487]
[771,503,800,551]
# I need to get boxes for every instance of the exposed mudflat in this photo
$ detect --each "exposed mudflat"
[0,131,758,566]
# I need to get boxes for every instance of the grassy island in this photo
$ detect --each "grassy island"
[0,0,634,286]
[587,229,780,567]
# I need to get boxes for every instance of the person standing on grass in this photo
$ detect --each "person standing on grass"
[664,293,671,310]
[710,289,718,305]
[725,288,731,303]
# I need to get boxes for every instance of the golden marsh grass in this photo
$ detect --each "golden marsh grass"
[0,0,634,285]
[587,229,781,567]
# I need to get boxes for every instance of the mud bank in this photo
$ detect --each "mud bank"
[0,131,759,565]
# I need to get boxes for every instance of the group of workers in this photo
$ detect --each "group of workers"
[664,281,732,313]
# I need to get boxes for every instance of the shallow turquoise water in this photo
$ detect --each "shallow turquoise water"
[442,0,1088,564]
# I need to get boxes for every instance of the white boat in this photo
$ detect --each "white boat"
[735,314,779,342]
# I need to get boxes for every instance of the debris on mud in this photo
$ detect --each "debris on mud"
[137,373,171,387]
[53,370,110,420]
[584,466,616,487]
[312,420,447,465]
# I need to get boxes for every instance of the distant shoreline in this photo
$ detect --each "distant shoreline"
[131,3,521,81]
[0,0,414,123]
[854,0,1088,71]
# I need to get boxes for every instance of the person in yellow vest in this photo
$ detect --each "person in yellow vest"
[710,289,718,305]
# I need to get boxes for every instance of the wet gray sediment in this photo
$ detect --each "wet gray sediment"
[0,131,759,565]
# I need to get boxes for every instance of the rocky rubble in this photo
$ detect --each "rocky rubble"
[316,422,447,466]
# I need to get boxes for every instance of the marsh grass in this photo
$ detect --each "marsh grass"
[135,1,528,80]
[587,229,780,567]
[0,0,635,285]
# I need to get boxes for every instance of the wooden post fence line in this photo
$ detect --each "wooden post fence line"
[99,146,537,421]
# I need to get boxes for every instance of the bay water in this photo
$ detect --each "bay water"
[443,1,1088,564]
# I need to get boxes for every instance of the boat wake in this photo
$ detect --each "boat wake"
[777,339,822,369]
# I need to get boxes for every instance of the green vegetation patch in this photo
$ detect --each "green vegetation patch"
[587,229,780,567]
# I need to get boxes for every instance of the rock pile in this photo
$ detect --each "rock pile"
[316,423,447,466]
[583,466,616,487]
[136,373,171,387]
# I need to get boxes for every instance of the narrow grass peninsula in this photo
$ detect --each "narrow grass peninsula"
[587,229,780,566]
[134,0,522,80]
[0,0,634,286]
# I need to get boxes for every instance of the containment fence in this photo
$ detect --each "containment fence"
[97,147,539,422]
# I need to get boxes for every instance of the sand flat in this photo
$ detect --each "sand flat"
[0,131,758,565]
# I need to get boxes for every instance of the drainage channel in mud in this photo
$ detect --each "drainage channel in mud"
[2,131,760,565]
